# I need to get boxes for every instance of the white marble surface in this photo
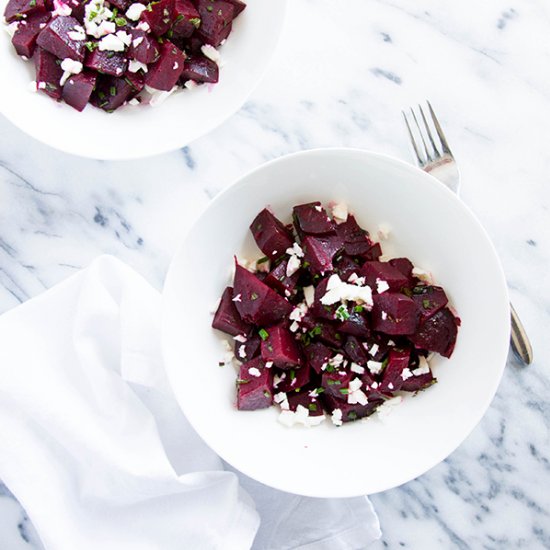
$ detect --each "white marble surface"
[1,0,549,547]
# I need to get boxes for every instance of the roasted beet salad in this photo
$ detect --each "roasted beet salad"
[212,202,460,427]
[3,0,245,111]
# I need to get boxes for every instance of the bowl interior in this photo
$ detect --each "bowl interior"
[0,0,286,159]
[162,149,510,497]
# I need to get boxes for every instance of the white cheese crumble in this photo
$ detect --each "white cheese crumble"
[376,396,402,419]
[350,363,365,374]
[377,223,392,240]
[85,0,114,38]
[136,21,150,31]
[367,360,384,375]
[286,254,301,277]
[132,36,144,48]
[303,285,315,306]
[401,368,413,381]
[320,274,373,308]
[248,367,261,378]
[414,356,431,376]
[59,58,83,86]
[369,343,379,356]
[148,86,178,106]
[128,59,148,73]
[328,353,344,369]
[233,334,247,343]
[232,293,241,303]
[289,321,299,333]
[238,345,247,359]
[5,22,19,37]
[27,81,38,92]
[289,302,308,323]
[278,405,325,427]
[381,311,388,321]
[412,266,434,283]
[264,361,273,369]
[287,242,304,258]
[67,25,86,41]
[376,279,390,294]
[331,202,348,224]
[128,98,140,106]
[274,391,289,410]
[53,0,72,16]
[98,32,126,51]
[314,205,323,212]
[331,408,343,426]
[126,2,147,21]
[184,79,198,89]
[201,44,221,63]
[348,273,358,283]
[347,377,368,405]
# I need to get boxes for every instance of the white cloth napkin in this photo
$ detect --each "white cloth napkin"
[0,255,381,550]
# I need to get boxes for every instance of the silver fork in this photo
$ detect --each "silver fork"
[402,101,533,365]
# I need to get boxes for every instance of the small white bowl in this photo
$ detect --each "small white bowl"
[162,149,510,497]
[0,0,287,159]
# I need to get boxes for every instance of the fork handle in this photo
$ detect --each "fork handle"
[510,303,533,365]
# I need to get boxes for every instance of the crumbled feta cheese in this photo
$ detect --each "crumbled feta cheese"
[286,242,304,258]
[348,273,358,283]
[376,396,402,419]
[173,62,179,70]
[369,343,379,356]
[233,334,247,343]
[381,311,388,321]
[126,2,146,21]
[128,96,141,106]
[320,274,373,307]
[248,367,261,377]
[284,289,291,298]
[148,86,178,106]
[371,381,379,389]
[201,44,221,63]
[67,24,86,41]
[388,340,395,346]
[278,405,325,427]
[28,81,38,92]
[128,59,148,73]
[136,21,150,31]
[328,353,344,368]
[53,0,72,16]
[117,30,132,46]
[377,223,391,240]
[290,321,299,333]
[303,285,315,306]
[350,363,365,374]
[331,202,348,224]
[314,205,323,212]
[388,382,394,390]
[347,377,368,405]
[274,391,289,409]
[376,279,390,294]
[98,32,125,51]
[367,360,384,375]
[401,368,413,381]
[331,408,343,426]
[5,22,19,37]
[264,361,273,369]
[238,345,247,359]
[290,302,308,323]
[414,356,431,376]
[59,58,83,86]
[286,254,301,277]
[84,0,115,37]
[132,36,144,48]
[412,266,434,283]
[353,276,366,286]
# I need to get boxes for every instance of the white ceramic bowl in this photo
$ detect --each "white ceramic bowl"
[0,0,286,159]
[162,149,510,497]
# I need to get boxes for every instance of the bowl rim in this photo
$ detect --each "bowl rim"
[161,147,511,496]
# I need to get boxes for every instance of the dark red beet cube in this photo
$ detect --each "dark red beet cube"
[389,257,414,280]
[236,357,273,410]
[195,0,234,46]
[70,0,91,22]
[212,286,250,337]
[127,29,160,64]
[34,47,63,99]
[302,234,343,275]
[145,40,185,91]
[91,73,143,111]
[108,0,130,10]
[410,308,459,358]
[371,292,420,336]
[304,342,332,374]
[335,214,373,256]
[4,0,46,23]
[362,242,382,261]
[361,261,409,292]
[36,16,85,61]
[179,54,219,83]
[250,208,293,260]
[85,49,128,77]
[338,309,371,339]
[301,314,344,348]
[293,202,334,235]
[224,0,245,17]
[322,369,352,400]
[309,277,337,321]
[411,285,449,322]
[275,363,311,392]
[263,259,299,295]
[62,70,96,111]
[334,254,361,281]
[234,332,260,362]
[322,392,382,423]
[261,324,302,369]
[379,348,410,393]
[286,390,324,417]
[141,0,175,36]
[171,0,200,39]
[11,12,50,57]
[344,335,368,365]
[401,365,436,392]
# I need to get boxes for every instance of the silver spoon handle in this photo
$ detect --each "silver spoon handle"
[510,303,533,365]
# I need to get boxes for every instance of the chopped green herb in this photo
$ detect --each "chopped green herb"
[380,357,389,372]
[353,305,364,313]
[323,305,332,313]
[325,364,335,373]
[114,16,127,26]
[327,379,341,386]
[422,299,431,309]
[412,286,425,295]
[29,0,36,7]
[335,304,350,321]
[206,5,213,11]
[85,41,97,52]
[339,388,349,395]
[263,390,271,398]
[236,379,250,385]
[45,83,57,92]
[97,91,106,99]
[189,16,201,27]
[166,29,173,37]
[334,332,342,340]
[107,51,116,58]
[109,85,117,96]
[258,328,269,341]
[257,256,269,264]
[402,287,413,297]
[309,326,322,337]
[251,292,259,301]
[348,411,358,420]
[308,403,318,411]
[290,369,296,380]
[315,387,325,394]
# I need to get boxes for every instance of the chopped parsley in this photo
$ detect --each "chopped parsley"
[257,256,269,264]
[353,305,364,313]
[236,379,250,385]
[189,17,201,27]
[339,388,349,395]
[335,304,350,321]
[263,390,271,398]
[109,85,117,96]
[348,411,358,420]
[251,292,259,300]
[258,328,269,341]
[114,16,127,26]
[290,369,296,380]
[308,403,318,411]
[422,299,431,309]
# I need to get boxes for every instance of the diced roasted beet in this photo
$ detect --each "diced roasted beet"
[127,29,160,64]
[11,12,50,57]
[410,308,459,358]
[286,390,324,417]
[62,70,96,111]
[171,0,200,39]
[338,309,371,339]
[195,0,234,46]
[108,0,130,10]
[362,242,382,261]
[212,286,249,337]
[70,0,89,23]
[263,259,299,295]
[335,214,373,256]
[4,0,46,23]
[84,49,128,77]
[304,342,332,374]
[301,314,344,348]
[179,54,219,83]
[145,40,185,90]
[322,392,382,423]
[379,348,410,393]
[344,335,368,365]
[234,332,260,362]
[275,363,311,393]
[91,74,141,111]
[141,0,175,36]
[36,15,85,61]
[309,277,336,321]
[361,261,409,292]
[236,357,273,410]
[34,47,63,99]
[261,324,302,369]
[389,258,414,280]
[411,285,449,322]
[333,254,361,281]
[322,369,352,401]
[250,208,293,261]
[371,292,420,336]
[401,367,436,392]
[233,264,292,326]
[302,233,343,275]
[293,202,334,235]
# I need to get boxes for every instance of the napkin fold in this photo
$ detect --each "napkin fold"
[0,255,381,550]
